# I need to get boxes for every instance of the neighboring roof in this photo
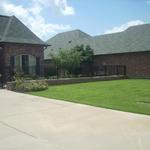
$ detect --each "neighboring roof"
[45,23,150,59]
[47,29,91,44]
[45,29,92,59]
[0,15,47,46]
[92,24,150,55]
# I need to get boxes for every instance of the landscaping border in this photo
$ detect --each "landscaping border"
[46,75,127,85]
[7,75,127,91]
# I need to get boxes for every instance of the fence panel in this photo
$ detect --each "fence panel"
[94,65,126,76]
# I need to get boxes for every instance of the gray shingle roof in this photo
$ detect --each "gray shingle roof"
[45,30,92,59]
[0,15,47,45]
[45,24,150,60]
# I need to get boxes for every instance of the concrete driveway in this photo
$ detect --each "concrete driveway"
[0,89,150,150]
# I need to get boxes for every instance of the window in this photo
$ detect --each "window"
[29,55,36,75]
[11,55,37,75]
[22,55,29,74]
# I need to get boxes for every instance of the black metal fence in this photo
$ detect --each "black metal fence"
[0,65,126,85]
[93,65,126,76]
[44,64,126,77]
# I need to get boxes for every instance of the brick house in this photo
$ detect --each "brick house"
[0,15,48,83]
[45,25,150,77]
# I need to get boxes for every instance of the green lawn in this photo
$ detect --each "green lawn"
[29,79,150,115]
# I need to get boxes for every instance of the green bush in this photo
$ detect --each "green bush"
[11,71,48,92]
[13,80,48,92]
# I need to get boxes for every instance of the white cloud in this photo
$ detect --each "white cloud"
[31,0,75,16]
[54,0,75,16]
[104,20,144,34]
[0,0,73,40]
[2,2,30,19]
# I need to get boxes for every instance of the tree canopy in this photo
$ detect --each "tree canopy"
[50,45,94,76]
[50,49,81,75]
[72,44,94,63]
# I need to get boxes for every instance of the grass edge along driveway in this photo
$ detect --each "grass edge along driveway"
[29,79,150,115]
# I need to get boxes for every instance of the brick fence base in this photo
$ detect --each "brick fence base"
[45,75,127,86]
[7,75,127,90]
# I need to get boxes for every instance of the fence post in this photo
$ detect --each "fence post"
[116,65,119,75]
[104,66,107,76]
[123,66,126,75]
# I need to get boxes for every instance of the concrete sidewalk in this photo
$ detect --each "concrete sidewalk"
[0,89,150,150]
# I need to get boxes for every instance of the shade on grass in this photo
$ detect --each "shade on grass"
[29,79,150,115]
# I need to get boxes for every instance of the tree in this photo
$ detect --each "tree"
[72,45,94,76]
[50,49,81,77]
[82,45,94,63]
[72,45,94,64]
[72,44,84,53]
[50,45,94,77]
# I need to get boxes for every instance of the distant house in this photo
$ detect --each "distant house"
[0,15,48,83]
[45,25,150,77]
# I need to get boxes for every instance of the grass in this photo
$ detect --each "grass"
[29,79,150,115]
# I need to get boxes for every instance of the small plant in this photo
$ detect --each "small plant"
[12,80,48,92]
[13,70,24,89]
[12,71,48,92]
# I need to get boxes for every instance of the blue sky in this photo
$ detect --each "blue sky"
[0,0,150,40]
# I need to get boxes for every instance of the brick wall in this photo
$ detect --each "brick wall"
[2,43,45,81]
[94,51,150,77]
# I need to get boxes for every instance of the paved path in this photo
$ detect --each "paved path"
[0,89,150,150]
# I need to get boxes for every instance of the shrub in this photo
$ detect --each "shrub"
[12,80,48,92]
[11,70,48,92]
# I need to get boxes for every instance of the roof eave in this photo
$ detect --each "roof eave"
[0,41,50,46]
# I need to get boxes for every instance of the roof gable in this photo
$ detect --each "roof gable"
[0,15,46,45]
[47,29,91,43]
[45,30,91,59]
[0,15,10,40]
